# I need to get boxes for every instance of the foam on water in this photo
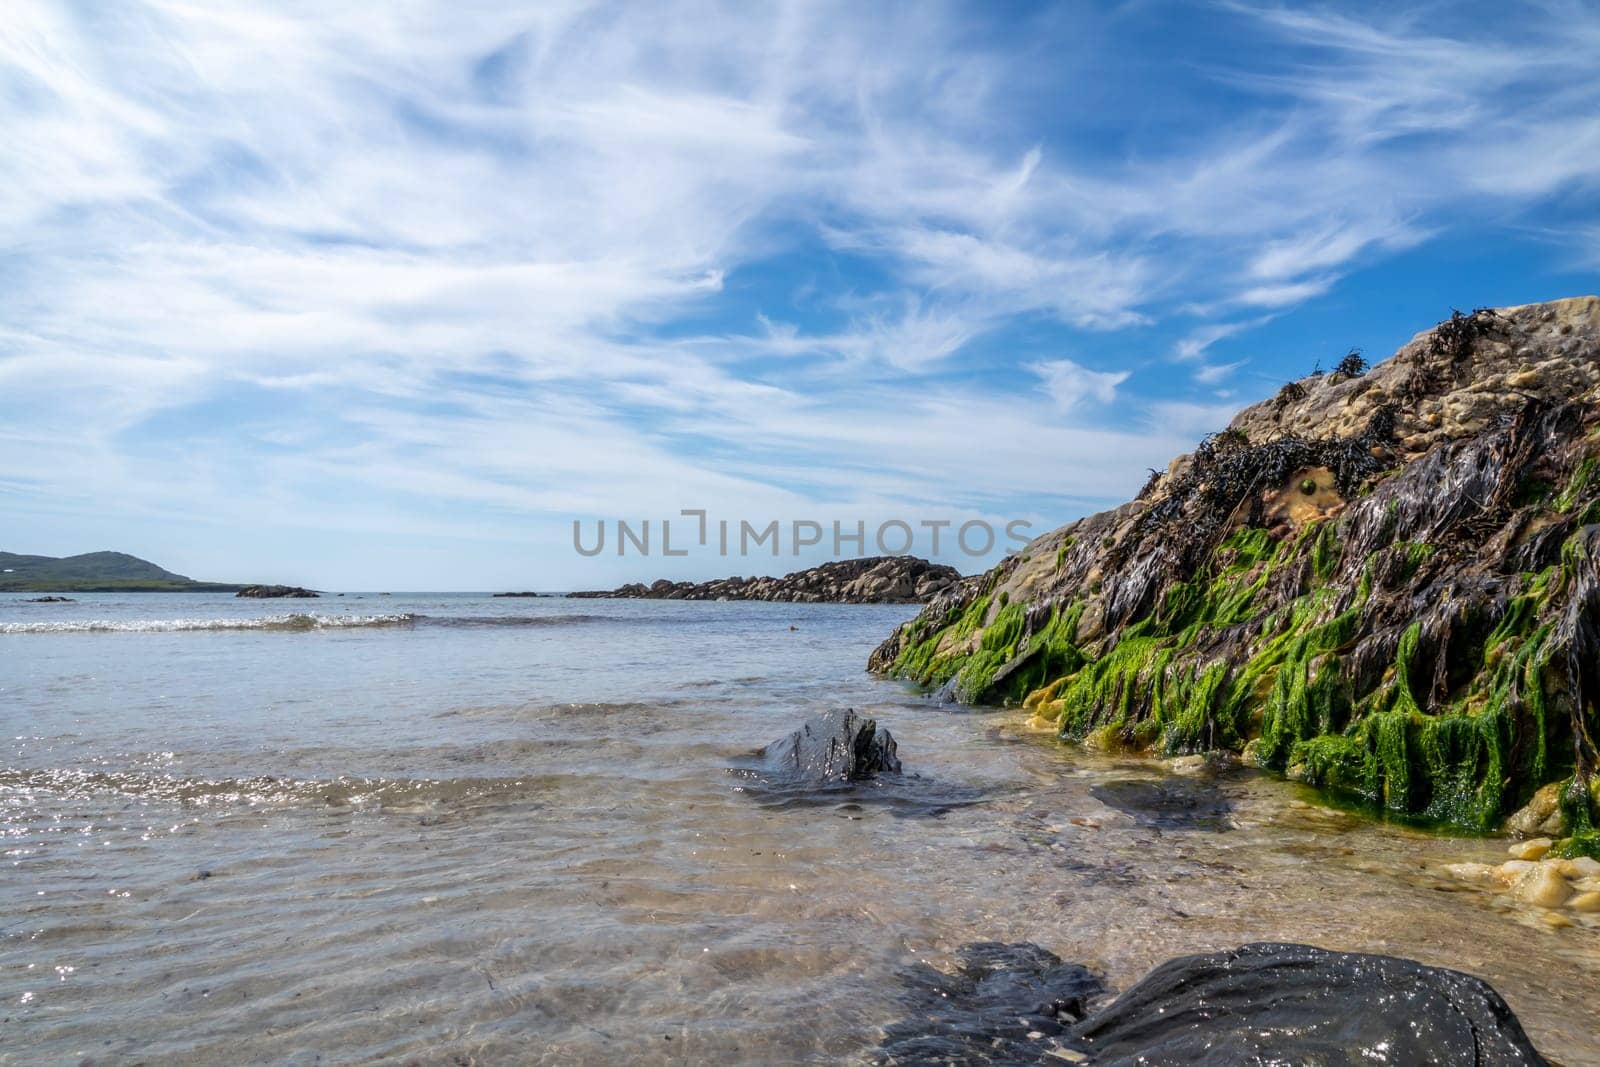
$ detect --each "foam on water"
[0,612,418,634]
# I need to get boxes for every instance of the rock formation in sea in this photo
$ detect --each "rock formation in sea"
[235,585,320,598]
[758,708,902,782]
[877,941,1546,1064]
[570,555,960,603]
[871,297,1600,854]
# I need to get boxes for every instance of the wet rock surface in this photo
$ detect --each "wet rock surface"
[879,941,1547,1065]
[1067,942,1546,1066]
[757,708,902,782]
[1441,840,1600,927]
[1088,778,1232,831]
[731,709,990,819]
[873,298,1600,836]
[571,555,960,603]
[876,942,1105,1065]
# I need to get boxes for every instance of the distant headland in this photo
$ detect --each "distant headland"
[0,551,244,593]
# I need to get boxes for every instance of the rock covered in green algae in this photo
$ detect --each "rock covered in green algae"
[870,297,1600,833]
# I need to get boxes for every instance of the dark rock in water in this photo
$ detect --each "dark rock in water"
[1089,778,1232,831]
[570,555,961,604]
[1066,942,1546,1066]
[877,942,1106,1065]
[24,596,76,602]
[760,708,901,782]
[235,585,319,598]
[735,709,993,818]
[492,591,544,597]
[880,941,1546,1065]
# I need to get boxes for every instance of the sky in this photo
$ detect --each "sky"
[3,1,1599,590]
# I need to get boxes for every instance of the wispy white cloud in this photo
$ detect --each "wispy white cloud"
[1193,360,1245,386]
[1028,359,1131,409]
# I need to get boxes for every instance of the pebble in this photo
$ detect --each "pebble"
[1443,862,1494,881]
[1543,912,1574,928]
[1559,856,1600,879]
[1492,860,1537,886]
[1513,865,1571,909]
[1570,891,1600,914]
[1507,837,1552,861]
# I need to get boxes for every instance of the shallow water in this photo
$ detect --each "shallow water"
[2,592,1597,1064]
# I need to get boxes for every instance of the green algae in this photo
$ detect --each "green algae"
[876,396,1600,833]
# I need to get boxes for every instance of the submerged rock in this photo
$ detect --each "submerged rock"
[236,585,319,598]
[876,941,1105,1065]
[1088,778,1232,831]
[23,595,75,602]
[872,297,1600,834]
[1507,837,1553,861]
[1504,783,1566,837]
[758,708,901,782]
[1064,942,1545,1065]
[570,555,961,604]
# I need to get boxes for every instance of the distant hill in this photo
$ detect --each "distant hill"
[0,551,242,592]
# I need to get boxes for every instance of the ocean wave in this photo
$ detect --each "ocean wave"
[420,613,612,628]
[0,612,634,635]
[0,613,419,634]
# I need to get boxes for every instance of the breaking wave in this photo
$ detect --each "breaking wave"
[0,613,622,635]
[0,613,420,634]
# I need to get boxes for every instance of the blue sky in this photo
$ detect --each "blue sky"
[3,1,1598,590]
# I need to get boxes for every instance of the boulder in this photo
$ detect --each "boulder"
[236,585,319,598]
[1504,783,1566,837]
[759,708,901,782]
[1065,942,1545,1065]
[872,299,1600,834]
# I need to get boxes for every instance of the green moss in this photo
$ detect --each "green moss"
[1554,832,1600,860]
[880,437,1597,830]
[1555,455,1596,512]
[888,594,993,687]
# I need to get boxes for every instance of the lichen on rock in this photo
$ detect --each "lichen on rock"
[870,297,1600,833]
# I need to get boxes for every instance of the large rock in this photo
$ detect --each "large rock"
[236,585,319,598]
[1066,942,1546,1065]
[876,941,1546,1065]
[872,298,1600,835]
[758,708,901,782]
[570,556,961,604]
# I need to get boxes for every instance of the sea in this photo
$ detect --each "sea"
[2,592,1597,1064]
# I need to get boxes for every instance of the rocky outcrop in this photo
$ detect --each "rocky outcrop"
[878,941,1545,1065]
[24,596,75,603]
[872,298,1600,848]
[236,585,319,598]
[570,556,960,604]
[491,591,545,598]
[1070,942,1544,1065]
[758,708,902,782]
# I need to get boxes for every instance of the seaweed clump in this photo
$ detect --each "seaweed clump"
[1334,348,1368,377]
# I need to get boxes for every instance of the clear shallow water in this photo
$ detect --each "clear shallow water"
[2,592,1597,1065]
